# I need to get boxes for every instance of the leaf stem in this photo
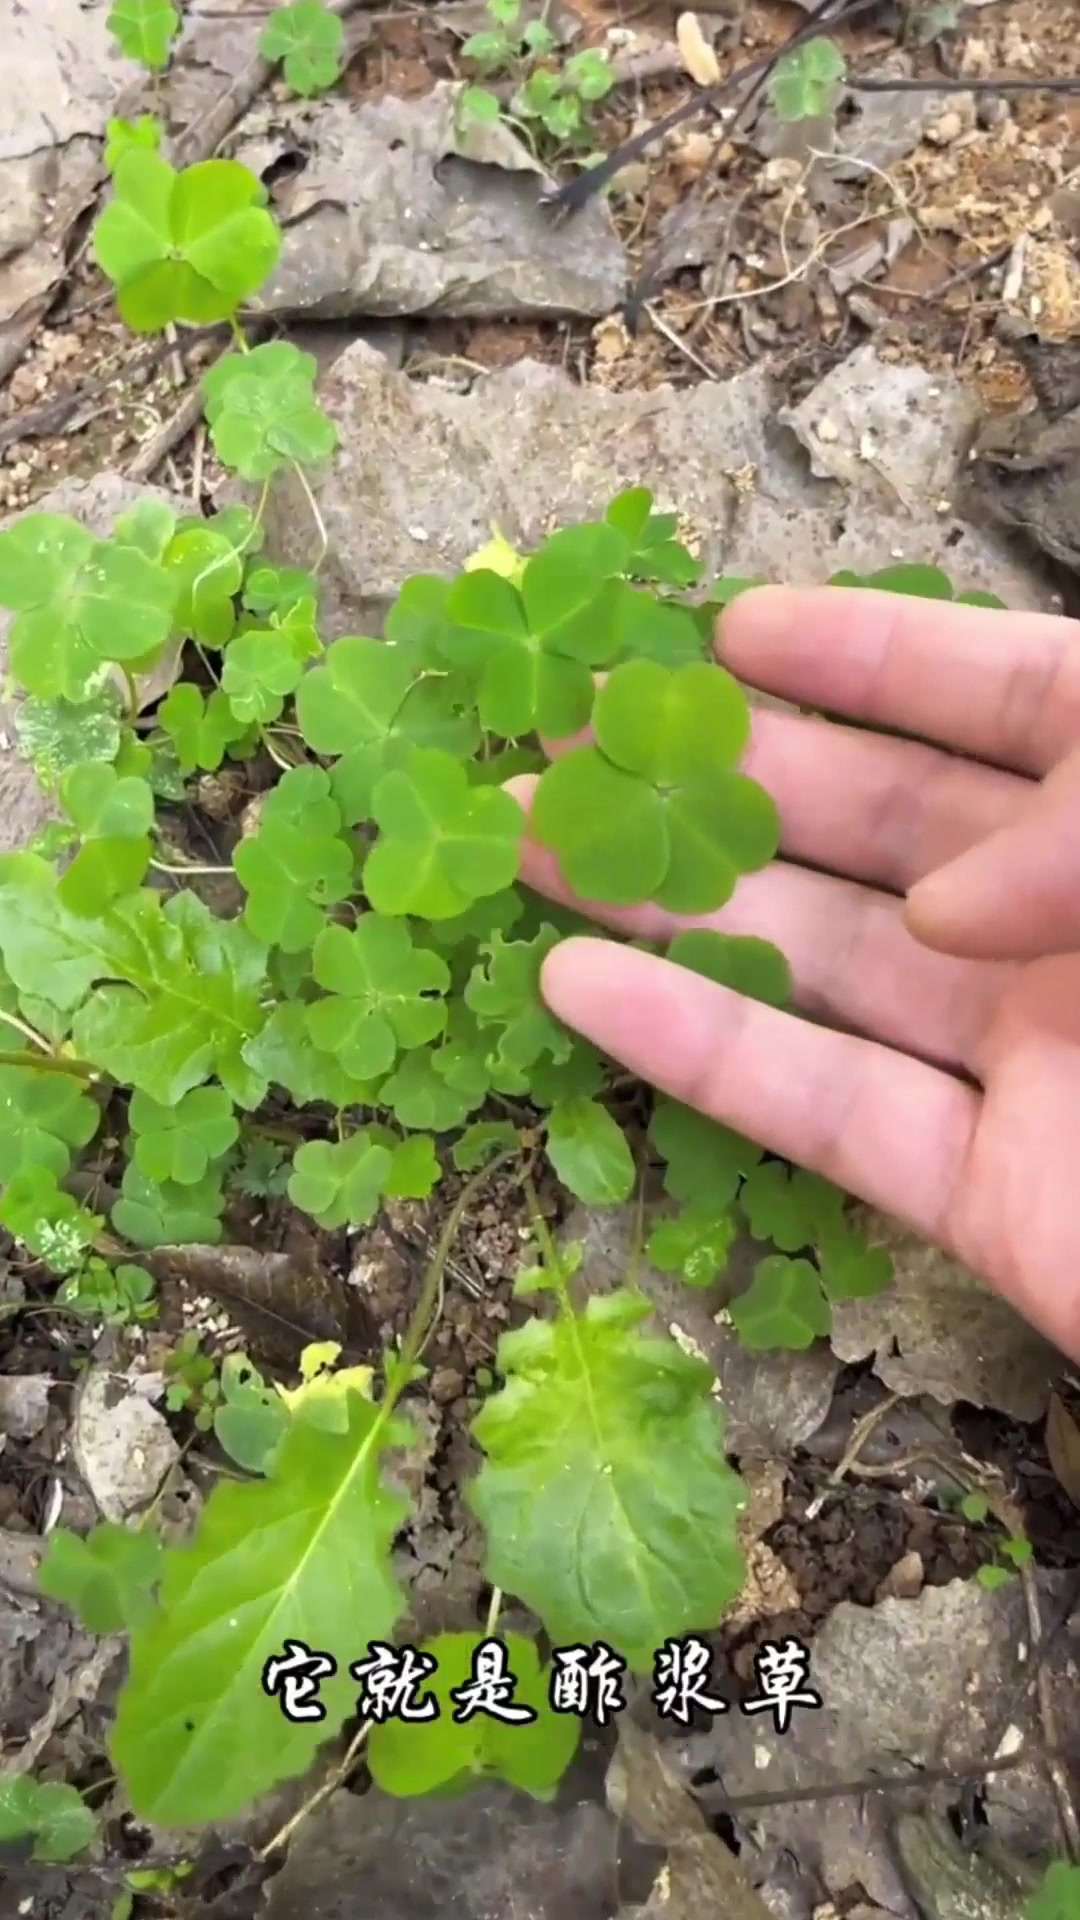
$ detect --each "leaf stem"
[390,1147,519,1405]
[290,460,329,574]
[121,666,140,719]
[484,1585,503,1636]
[229,315,251,354]
[150,857,232,877]
[0,1048,97,1080]
[0,1010,56,1055]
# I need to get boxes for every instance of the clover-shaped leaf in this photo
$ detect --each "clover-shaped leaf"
[545,1097,634,1207]
[107,0,180,70]
[60,763,155,841]
[159,684,252,772]
[112,1161,226,1248]
[242,1003,384,1109]
[304,917,450,1080]
[443,557,625,739]
[817,1226,893,1302]
[105,114,164,171]
[163,522,244,648]
[650,1097,762,1208]
[364,747,525,920]
[221,628,307,724]
[0,1048,100,1184]
[380,1047,484,1131]
[288,1132,394,1230]
[259,0,346,95]
[0,514,179,700]
[465,926,571,1071]
[93,153,281,333]
[233,766,354,953]
[38,1522,164,1634]
[647,1205,736,1287]
[15,691,124,793]
[771,35,846,121]
[128,1086,239,1186]
[739,1163,846,1251]
[668,929,794,1007]
[729,1255,831,1350]
[0,1777,97,1865]
[202,343,338,480]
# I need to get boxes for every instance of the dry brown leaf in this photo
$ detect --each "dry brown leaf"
[676,11,720,88]
[1045,1391,1080,1510]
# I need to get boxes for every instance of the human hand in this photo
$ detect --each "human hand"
[510,586,1080,1362]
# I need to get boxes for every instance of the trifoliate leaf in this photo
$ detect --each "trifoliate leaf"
[15,691,124,792]
[464,926,571,1071]
[668,929,793,1007]
[612,590,707,666]
[650,1097,761,1207]
[232,768,354,954]
[221,628,305,724]
[105,114,164,171]
[0,1050,100,1183]
[128,1086,239,1186]
[647,1205,736,1287]
[60,762,155,840]
[159,683,251,772]
[202,343,338,480]
[243,564,319,619]
[771,35,845,120]
[452,1120,520,1171]
[595,658,749,779]
[817,1226,893,1302]
[38,1522,164,1633]
[113,1162,226,1247]
[288,1133,394,1230]
[469,1289,745,1670]
[738,1163,846,1251]
[530,749,668,905]
[297,635,413,756]
[0,515,179,699]
[305,917,450,1080]
[367,1631,580,1798]
[424,887,525,950]
[258,0,346,94]
[442,570,596,739]
[58,838,153,918]
[364,747,524,920]
[241,1004,383,1109]
[107,0,181,69]
[0,1777,97,1864]
[110,1392,411,1825]
[380,1047,483,1131]
[729,1255,831,1350]
[383,1133,441,1201]
[519,522,631,660]
[0,1167,100,1276]
[93,152,281,333]
[545,1097,634,1206]
[163,522,244,648]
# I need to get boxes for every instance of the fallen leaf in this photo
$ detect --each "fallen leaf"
[1045,1391,1080,1510]
[676,12,721,88]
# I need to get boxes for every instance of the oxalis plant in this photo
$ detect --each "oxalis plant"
[0,52,1056,1874]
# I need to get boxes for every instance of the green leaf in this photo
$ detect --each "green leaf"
[163,522,244,647]
[565,46,614,100]
[0,1777,97,1863]
[110,1392,410,1825]
[93,153,281,333]
[817,1225,893,1302]
[442,570,598,739]
[241,1003,382,1109]
[105,114,165,171]
[107,0,180,69]
[0,1049,100,1183]
[58,837,153,917]
[128,1086,239,1186]
[464,925,571,1071]
[1026,1860,1080,1920]
[202,343,338,480]
[296,634,423,810]
[232,766,354,954]
[531,749,668,904]
[38,1522,164,1633]
[15,691,124,793]
[739,1163,846,1251]
[0,514,179,699]
[258,0,346,94]
[460,84,502,123]
[159,683,252,772]
[0,1166,100,1275]
[221,627,306,724]
[668,929,793,1007]
[364,747,525,920]
[380,1047,482,1131]
[305,917,450,1079]
[545,1097,634,1206]
[729,1255,831,1350]
[650,1097,761,1207]
[367,1632,579,1798]
[469,1290,745,1670]
[771,36,846,120]
[453,1120,520,1171]
[288,1133,394,1230]
[113,1162,225,1247]
[213,1355,291,1474]
[60,762,155,840]
[647,1205,736,1287]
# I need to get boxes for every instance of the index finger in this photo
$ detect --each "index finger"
[718,585,1080,778]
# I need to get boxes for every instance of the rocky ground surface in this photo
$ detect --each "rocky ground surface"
[2,1,1080,1917]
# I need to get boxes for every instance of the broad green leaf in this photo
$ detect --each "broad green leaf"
[128,1085,239,1186]
[0,514,179,699]
[159,683,251,772]
[650,1097,761,1207]
[305,917,450,1079]
[58,837,153,917]
[729,1254,831,1350]
[93,153,281,332]
[382,1132,441,1201]
[364,747,525,920]
[654,767,780,916]
[112,1162,225,1247]
[594,658,749,780]
[668,929,793,1007]
[107,0,180,69]
[202,343,338,480]
[519,522,631,661]
[288,1133,394,1230]
[38,1523,164,1634]
[367,1632,579,1798]
[443,570,597,738]
[241,1003,384,1109]
[530,749,668,905]
[60,762,155,840]
[739,1163,846,1251]
[214,1356,291,1474]
[258,0,346,94]
[469,1290,745,1670]
[647,1205,736,1287]
[110,1392,410,1825]
[296,632,414,760]
[545,1097,634,1206]
[15,691,123,792]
